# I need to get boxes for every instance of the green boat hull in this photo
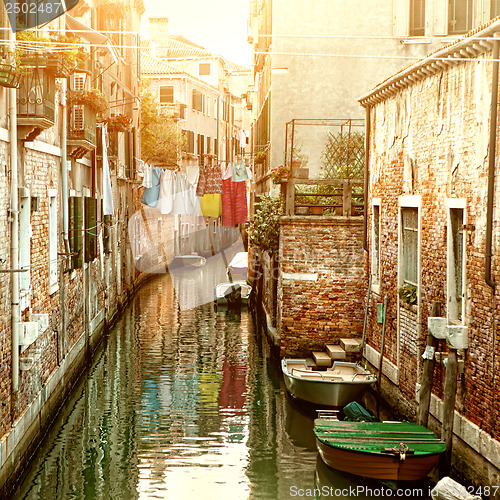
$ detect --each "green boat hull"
[314,420,446,481]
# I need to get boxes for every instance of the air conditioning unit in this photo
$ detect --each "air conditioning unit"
[19,322,39,352]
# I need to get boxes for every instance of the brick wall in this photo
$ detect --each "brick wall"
[365,49,500,443]
[278,216,367,357]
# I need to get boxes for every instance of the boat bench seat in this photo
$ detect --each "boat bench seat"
[292,370,343,381]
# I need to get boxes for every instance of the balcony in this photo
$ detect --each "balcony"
[68,105,97,159]
[17,66,56,141]
[159,102,187,120]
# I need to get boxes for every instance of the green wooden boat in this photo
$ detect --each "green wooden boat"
[314,418,446,481]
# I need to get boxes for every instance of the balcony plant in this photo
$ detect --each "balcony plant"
[15,30,86,76]
[270,164,290,184]
[254,151,267,164]
[0,61,21,88]
[397,283,417,305]
[67,88,110,117]
[105,113,132,132]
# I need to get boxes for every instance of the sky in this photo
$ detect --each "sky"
[140,0,253,67]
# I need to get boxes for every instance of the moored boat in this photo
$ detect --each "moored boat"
[281,359,376,407]
[314,417,446,482]
[169,254,207,270]
[214,281,251,309]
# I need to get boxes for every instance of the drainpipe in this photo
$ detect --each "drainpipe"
[61,82,70,254]
[59,80,70,363]
[486,41,498,290]
[363,105,371,252]
[9,28,19,392]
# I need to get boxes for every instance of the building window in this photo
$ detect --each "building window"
[49,191,58,294]
[207,96,210,117]
[159,85,174,104]
[410,0,425,36]
[401,207,418,287]
[449,0,473,34]
[199,63,211,75]
[192,89,202,111]
[448,205,466,323]
[372,201,381,284]
[207,136,211,155]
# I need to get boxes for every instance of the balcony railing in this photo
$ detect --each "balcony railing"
[68,104,97,159]
[159,102,186,120]
[17,66,56,141]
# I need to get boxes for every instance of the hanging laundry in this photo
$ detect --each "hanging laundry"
[237,129,246,149]
[138,160,153,189]
[221,162,232,180]
[196,162,223,196]
[222,177,235,227]
[173,172,191,216]
[200,193,222,218]
[232,160,248,182]
[157,169,175,214]
[141,166,163,207]
[232,181,248,225]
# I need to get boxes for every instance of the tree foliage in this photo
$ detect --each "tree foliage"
[140,83,185,166]
[248,196,283,253]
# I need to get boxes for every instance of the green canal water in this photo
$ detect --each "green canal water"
[11,273,433,499]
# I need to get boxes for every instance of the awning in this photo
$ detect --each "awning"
[66,15,120,65]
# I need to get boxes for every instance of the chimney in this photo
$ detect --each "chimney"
[149,17,169,56]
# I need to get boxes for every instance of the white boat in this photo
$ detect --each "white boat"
[169,254,206,270]
[282,359,376,407]
[214,281,251,309]
[226,252,248,281]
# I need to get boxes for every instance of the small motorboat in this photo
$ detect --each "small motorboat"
[281,359,376,407]
[169,254,207,270]
[214,281,251,309]
[314,414,446,481]
[226,251,248,281]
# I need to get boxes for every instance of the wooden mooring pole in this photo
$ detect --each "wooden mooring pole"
[416,301,441,427]
[441,348,459,476]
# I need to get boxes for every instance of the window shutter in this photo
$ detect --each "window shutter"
[73,196,83,268]
[85,196,97,262]
[70,196,83,269]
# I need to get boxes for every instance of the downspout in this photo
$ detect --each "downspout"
[9,29,19,392]
[486,41,498,290]
[61,82,70,254]
[363,104,371,252]
[58,81,70,363]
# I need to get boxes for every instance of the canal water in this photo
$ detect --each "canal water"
[11,272,434,500]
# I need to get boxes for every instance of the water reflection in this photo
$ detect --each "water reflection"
[11,273,430,500]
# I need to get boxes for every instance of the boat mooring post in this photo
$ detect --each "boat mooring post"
[441,348,458,476]
[360,275,372,361]
[416,301,441,427]
[377,293,388,393]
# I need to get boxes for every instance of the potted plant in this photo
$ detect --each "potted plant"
[270,164,290,184]
[67,88,110,116]
[0,61,21,88]
[254,151,267,164]
[397,283,417,305]
[106,113,132,132]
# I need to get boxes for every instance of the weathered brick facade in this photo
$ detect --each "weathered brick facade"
[360,20,500,486]
[278,216,367,357]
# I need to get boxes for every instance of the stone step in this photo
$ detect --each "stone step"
[325,344,346,360]
[312,351,332,367]
[340,338,362,353]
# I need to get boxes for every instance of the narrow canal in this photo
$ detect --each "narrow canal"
[12,273,433,499]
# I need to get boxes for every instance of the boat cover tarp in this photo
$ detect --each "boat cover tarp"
[343,402,377,422]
